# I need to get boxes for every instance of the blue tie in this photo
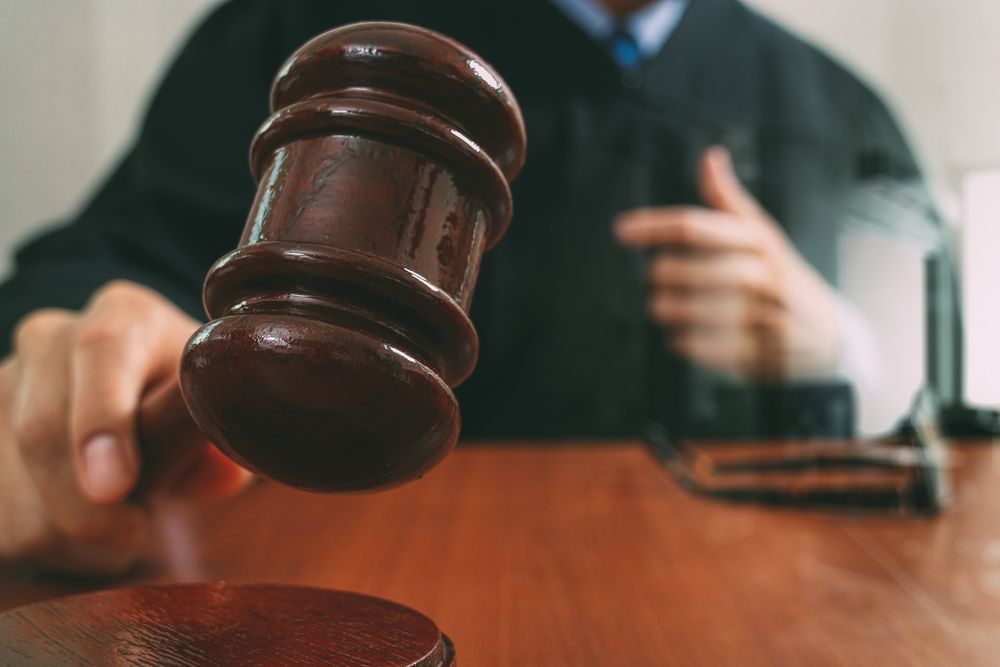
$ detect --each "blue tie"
[608,25,642,70]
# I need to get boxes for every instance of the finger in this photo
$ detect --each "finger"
[10,310,73,483]
[673,327,788,378]
[69,320,147,504]
[672,328,762,377]
[650,252,777,299]
[614,207,763,252]
[11,310,76,505]
[699,146,767,219]
[649,290,779,330]
[11,310,148,553]
[70,283,197,504]
[0,356,60,566]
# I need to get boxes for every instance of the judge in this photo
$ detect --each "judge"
[0,0,931,573]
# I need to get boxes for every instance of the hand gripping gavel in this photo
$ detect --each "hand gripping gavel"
[138,22,525,494]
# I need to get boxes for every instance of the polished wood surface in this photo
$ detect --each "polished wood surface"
[2,440,999,665]
[0,584,454,667]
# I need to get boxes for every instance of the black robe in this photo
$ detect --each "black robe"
[0,0,929,439]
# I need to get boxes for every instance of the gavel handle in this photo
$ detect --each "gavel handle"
[133,378,208,499]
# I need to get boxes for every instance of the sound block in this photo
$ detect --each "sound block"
[0,583,454,666]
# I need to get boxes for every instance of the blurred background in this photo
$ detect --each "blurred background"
[1,0,998,430]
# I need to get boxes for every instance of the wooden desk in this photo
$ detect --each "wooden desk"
[2,441,999,665]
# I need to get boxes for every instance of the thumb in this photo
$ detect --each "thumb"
[699,146,766,219]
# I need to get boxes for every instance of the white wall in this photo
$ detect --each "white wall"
[746,0,1000,200]
[0,0,221,277]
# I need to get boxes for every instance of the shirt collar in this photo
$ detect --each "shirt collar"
[549,0,690,58]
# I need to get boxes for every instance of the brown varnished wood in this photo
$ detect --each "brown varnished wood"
[0,584,454,666]
[3,441,999,665]
[134,377,208,497]
[135,21,527,493]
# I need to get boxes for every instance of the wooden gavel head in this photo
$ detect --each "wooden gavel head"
[177,22,526,492]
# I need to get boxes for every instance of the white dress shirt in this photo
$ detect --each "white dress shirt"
[548,0,689,59]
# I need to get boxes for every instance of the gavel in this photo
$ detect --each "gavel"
[137,22,525,494]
